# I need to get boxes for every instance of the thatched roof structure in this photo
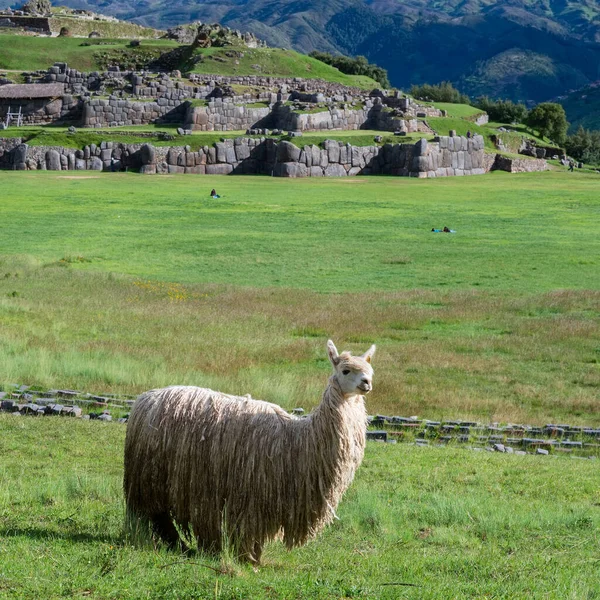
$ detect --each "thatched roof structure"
[0,83,64,99]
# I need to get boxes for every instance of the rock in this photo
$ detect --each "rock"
[536,448,549,455]
[276,162,307,178]
[324,163,347,177]
[205,164,233,175]
[140,144,156,165]
[276,140,301,163]
[493,443,505,452]
[45,149,61,171]
[89,157,103,171]
[13,143,28,165]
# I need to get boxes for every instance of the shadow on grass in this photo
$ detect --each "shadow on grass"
[0,526,122,545]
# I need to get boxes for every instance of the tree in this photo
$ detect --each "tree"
[410,82,470,105]
[526,102,568,143]
[565,126,600,165]
[475,96,528,123]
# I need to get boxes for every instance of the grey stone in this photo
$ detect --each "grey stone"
[206,164,233,175]
[276,141,301,163]
[324,163,347,177]
[89,157,103,171]
[45,149,61,171]
[276,162,307,178]
[140,144,155,165]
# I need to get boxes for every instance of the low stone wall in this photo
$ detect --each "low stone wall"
[82,96,186,127]
[184,102,271,132]
[0,15,50,33]
[493,155,549,173]
[0,94,80,125]
[271,104,368,132]
[0,134,498,178]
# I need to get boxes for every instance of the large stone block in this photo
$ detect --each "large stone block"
[325,139,340,163]
[45,149,61,171]
[235,144,251,161]
[140,144,156,165]
[14,144,28,165]
[310,166,324,177]
[413,138,428,156]
[324,163,347,177]
[275,162,307,178]
[206,164,233,175]
[276,141,301,163]
[89,157,103,171]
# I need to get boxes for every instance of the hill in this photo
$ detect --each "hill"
[558,83,600,131]
[12,0,600,104]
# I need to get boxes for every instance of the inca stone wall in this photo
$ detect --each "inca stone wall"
[0,94,80,125]
[82,97,187,127]
[183,101,271,132]
[492,155,549,173]
[1,134,518,178]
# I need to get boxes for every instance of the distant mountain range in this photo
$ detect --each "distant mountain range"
[5,0,600,107]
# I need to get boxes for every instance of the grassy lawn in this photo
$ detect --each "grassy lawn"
[0,171,598,424]
[1,415,598,600]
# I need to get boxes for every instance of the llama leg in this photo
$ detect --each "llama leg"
[151,513,188,552]
[252,541,263,565]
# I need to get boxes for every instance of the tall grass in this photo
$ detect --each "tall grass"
[0,262,598,424]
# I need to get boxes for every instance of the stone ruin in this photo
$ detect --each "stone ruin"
[0,62,552,177]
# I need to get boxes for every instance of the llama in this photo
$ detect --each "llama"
[123,339,375,564]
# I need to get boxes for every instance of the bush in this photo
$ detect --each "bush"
[474,96,528,123]
[410,82,470,105]
[565,126,600,165]
[309,51,390,88]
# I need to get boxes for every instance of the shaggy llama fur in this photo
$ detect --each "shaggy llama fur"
[123,340,375,564]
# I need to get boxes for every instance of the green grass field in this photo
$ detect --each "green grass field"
[1,163,599,599]
[1,415,598,599]
[0,170,598,424]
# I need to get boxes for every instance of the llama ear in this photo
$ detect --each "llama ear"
[327,339,340,366]
[362,344,376,363]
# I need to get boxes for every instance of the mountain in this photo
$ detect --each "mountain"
[557,83,600,131]
[4,0,600,105]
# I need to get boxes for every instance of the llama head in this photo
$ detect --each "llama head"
[327,339,376,397]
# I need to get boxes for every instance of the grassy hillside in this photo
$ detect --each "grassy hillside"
[0,35,178,71]
[0,34,376,87]
[1,415,598,599]
[0,171,598,423]
[189,46,377,87]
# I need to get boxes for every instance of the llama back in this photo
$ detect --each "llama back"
[124,385,294,527]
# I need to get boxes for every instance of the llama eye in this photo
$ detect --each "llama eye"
[342,369,350,375]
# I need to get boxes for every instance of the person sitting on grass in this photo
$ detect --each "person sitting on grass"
[210,189,221,198]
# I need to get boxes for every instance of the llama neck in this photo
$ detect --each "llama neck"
[307,375,368,459]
